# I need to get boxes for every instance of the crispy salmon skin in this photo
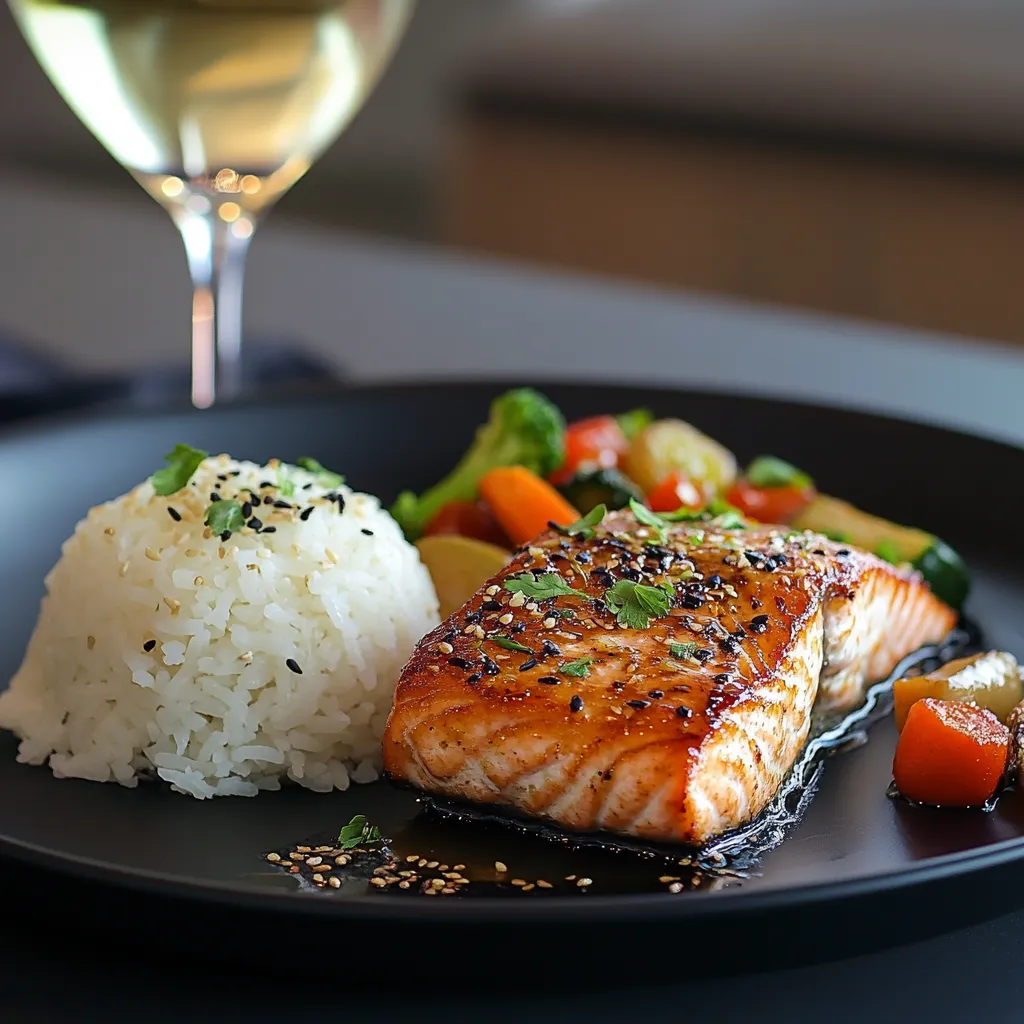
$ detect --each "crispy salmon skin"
[383,510,956,845]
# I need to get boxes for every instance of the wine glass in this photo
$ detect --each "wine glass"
[8,0,415,407]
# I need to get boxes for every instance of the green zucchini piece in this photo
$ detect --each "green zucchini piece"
[558,467,642,514]
[790,495,970,609]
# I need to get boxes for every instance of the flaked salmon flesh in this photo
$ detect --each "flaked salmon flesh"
[383,511,957,845]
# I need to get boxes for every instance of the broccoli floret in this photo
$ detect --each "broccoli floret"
[391,388,565,539]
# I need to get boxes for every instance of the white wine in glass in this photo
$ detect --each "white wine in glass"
[8,0,416,406]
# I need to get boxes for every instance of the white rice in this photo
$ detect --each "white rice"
[0,454,439,798]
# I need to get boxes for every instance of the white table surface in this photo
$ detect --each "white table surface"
[2,169,1023,449]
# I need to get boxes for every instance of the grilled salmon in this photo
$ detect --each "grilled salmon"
[383,510,957,845]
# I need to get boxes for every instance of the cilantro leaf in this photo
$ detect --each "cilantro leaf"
[490,635,533,654]
[151,443,207,496]
[628,498,670,544]
[553,503,607,541]
[669,641,697,660]
[746,456,813,491]
[205,499,245,536]
[337,814,383,850]
[297,456,345,488]
[560,657,594,678]
[504,572,579,601]
[604,579,672,630]
[616,408,653,441]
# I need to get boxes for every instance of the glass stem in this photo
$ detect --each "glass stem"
[172,206,256,409]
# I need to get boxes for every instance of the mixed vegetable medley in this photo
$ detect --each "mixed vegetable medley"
[392,388,1024,815]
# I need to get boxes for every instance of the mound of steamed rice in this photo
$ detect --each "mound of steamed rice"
[0,454,439,798]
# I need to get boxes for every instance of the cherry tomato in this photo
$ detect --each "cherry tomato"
[422,500,511,547]
[725,479,814,524]
[645,472,704,513]
[549,416,629,486]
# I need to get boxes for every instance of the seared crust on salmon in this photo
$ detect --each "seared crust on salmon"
[383,511,956,845]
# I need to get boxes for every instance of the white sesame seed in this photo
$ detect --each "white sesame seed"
[370,877,387,887]
[194,575,204,586]
[486,585,500,596]
[312,873,324,883]
[119,562,130,578]
[494,861,508,873]
[463,625,476,634]
[306,856,322,866]
[543,617,557,629]
[668,882,684,894]
[509,592,526,608]
[240,651,253,664]
[144,547,161,562]
[526,602,538,612]
[577,877,593,888]
[499,613,514,625]
[658,875,680,883]
[473,625,485,639]
[266,852,281,862]
[329,876,342,888]
[438,641,454,655]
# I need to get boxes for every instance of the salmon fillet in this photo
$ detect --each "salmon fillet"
[383,511,957,845]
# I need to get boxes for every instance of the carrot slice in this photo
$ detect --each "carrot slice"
[892,698,1009,807]
[478,466,581,546]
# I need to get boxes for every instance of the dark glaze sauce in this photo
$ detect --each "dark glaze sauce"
[265,623,978,899]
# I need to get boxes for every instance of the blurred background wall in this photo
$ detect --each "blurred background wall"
[2,0,1023,348]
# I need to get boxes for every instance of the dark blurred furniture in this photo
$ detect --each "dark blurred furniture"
[445,0,1024,344]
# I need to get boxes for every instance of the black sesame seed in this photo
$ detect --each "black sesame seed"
[837,549,851,557]
[713,673,732,685]
[750,614,770,633]
[167,507,182,522]
[776,597,788,613]
[220,531,232,542]
[465,673,482,685]
[335,496,346,513]
[260,481,274,489]
[263,495,274,505]
[626,699,649,710]
[718,638,739,654]
[464,611,482,625]
[273,500,292,509]
[510,622,526,634]
[519,658,538,672]
[480,655,500,676]
[730,629,747,641]
[481,600,502,613]
[241,502,253,519]
[774,554,788,565]
[538,676,560,685]
[302,482,313,491]
[612,681,626,690]
[675,705,693,719]
[681,594,704,609]
[648,689,665,699]
[707,574,723,588]
[299,507,315,522]
[540,639,562,658]
[744,551,762,564]
[143,639,156,652]
[261,526,277,534]
[286,658,303,675]
[447,657,472,670]
[620,566,642,582]
[813,548,826,556]
[576,551,593,564]
[361,529,374,536]
[230,470,241,477]
[217,474,228,481]
[693,648,714,662]
[248,517,263,531]
[751,597,763,610]
[570,695,584,713]
[209,492,222,502]
[592,599,608,613]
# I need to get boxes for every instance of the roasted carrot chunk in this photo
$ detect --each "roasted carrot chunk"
[478,466,581,546]
[892,697,1009,807]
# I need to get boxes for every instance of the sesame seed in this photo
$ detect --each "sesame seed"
[209,492,222,503]
[143,639,156,653]
[511,878,527,887]
[103,527,115,537]
[438,642,454,655]
[418,859,428,868]
[494,861,508,873]
[370,877,387,887]
[658,875,680,883]
[675,706,692,719]
[286,658,302,674]
[543,617,557,629]
[361,528,374,536]
[565,875,576,881]
[668,882,684,894]
[536,879,553,889]
[306,856,322,866]
[577,877,593,888]
[312,873,325,883]
[194,575,204,586]
[570,695,584,713]
[325,548,338,564]
[498,613,514,626]
[329,876,341,888]
[406,854,419,862]
[485,585,500,596]
[300,506,315,521]
[453,864,466,871]
[119,562,130,578]
[144,548,161,562]
[167,507,182,522]
[398,881,410,889]
[509,592,526,608]
[522,884,535,892]
[266,852,281,862]
[538,676,560,685]
[220,531,232,542]
[430,879,445,889]
[240,651,253,664]
[86,636,95,650]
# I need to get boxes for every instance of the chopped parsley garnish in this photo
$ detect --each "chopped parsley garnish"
[277,466,297,498]
[554,503,607,541]
[875,539,903,564]
[713,509,747,530]
[560,657,594,678]
[688,530,705,545]
[504,572,579,601]
[490,635,533,654]
[297,456,345,488]
[205,499,245,536]
[616,408,653,441]
[669,641,697,660]
[745,455,813,490]
[337,814,382,850]
[151,443,207,496]
[604,579,672,630]
[628,498,671,544]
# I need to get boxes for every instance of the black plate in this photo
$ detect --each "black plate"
[3,382,1024,980]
